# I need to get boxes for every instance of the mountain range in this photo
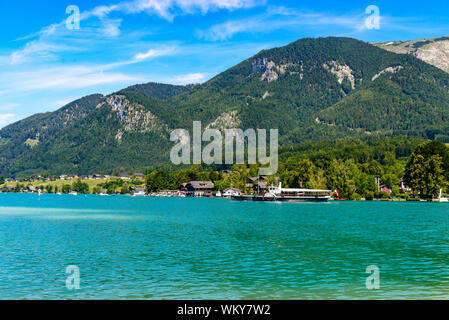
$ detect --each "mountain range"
[2,36,449,177]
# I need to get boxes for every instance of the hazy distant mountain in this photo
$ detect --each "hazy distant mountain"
[2,36,449,177]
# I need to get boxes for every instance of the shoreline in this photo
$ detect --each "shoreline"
[0,192,442,203]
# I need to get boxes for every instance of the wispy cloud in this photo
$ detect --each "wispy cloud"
[198,6,371,41]
[1,66,144,94]
[113,0,266,21]
[10,41,82,65]
[0,114,16,127]
[133,46,178,62]
[170,73,208,84]
[5,0,262,67]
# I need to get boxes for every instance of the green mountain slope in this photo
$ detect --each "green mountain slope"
[2,37,449,177]
[0,94,104,173]
[317,55,449,139]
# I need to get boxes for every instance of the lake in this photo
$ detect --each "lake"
[0,194,448,300]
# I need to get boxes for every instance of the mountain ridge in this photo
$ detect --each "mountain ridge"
[2,36,449,177]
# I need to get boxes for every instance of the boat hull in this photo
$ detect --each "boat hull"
[231,195,330,202]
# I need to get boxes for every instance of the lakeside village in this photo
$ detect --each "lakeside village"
[1,140,449,202]
[0,170,444,202]
[0,172,410,200]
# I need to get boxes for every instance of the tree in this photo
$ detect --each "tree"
[361,160,384,176]
[326,159,358,199]
[355,172,378,196]
[120,183,131,194]
[72,179,89,194]
[282,159,315,188]
[62,184,71,194]
[145,170,175,192]
[423,155,445,198]
[309,168,327,190]
[381,173,399,189]
[215,180,230,192]
[405,141,448,199]
[45,185,53,193]
[406,153,444,199]
[407,141,449,179]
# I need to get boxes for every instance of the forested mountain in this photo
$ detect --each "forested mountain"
[2,36,449,177]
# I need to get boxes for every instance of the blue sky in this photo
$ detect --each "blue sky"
[0,0,448,127]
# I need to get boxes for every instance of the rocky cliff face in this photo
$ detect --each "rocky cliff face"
[251,58,299,82]
[98,95,169,143]
[375,36,449,73]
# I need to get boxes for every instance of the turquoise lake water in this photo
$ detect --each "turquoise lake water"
[0,193,448,300]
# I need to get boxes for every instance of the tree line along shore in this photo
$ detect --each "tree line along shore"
[0,137,448,200]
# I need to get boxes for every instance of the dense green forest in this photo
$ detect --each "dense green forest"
[2,137,447,200]
[144,137,449,200]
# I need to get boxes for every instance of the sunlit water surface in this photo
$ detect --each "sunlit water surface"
[0,194,448,300]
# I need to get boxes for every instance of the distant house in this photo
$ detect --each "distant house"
[103,175,111,180]
[180,183,188,192]
[59,175,68,180]
[132,187,146,196]
[185,181,215,197]
[67,174,78,179]
[93,174,102,180]
[80,175,89,180]
[133,173,145,180]
[253,181,268,193]
[375,176,393,194]
[223,188,241,197]
[27,185,37,193]
[380,185,392,194]
[118,174,130,180]
[400,179,411,193]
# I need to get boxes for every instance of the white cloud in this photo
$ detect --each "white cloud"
[170,73,208,84]
[134,46,178,61]
[0,114,15,127]
[1,66,144,94]
[198,17,262,40]
[5,0,264,67]
[198,7,371,41]
[102,19,123,37]
[10,41,81,65]
[119,0,265,21]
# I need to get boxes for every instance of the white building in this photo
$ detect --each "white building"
[223,188,241,197]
